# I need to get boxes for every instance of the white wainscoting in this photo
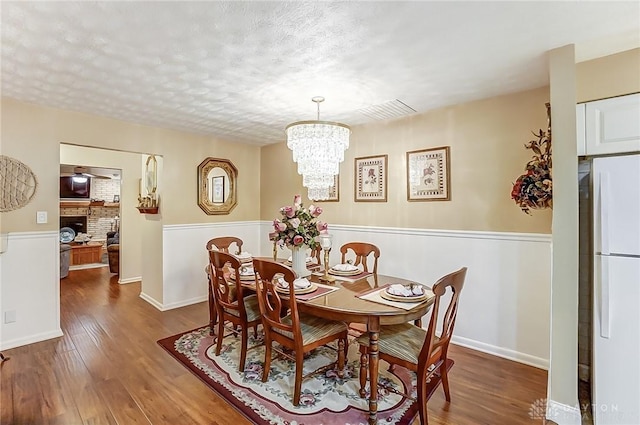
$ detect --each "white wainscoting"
[1,223,552,368]
[158,221,263,311]
[0,231,62,350]
[260,222,552,369]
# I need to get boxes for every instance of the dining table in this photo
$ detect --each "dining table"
[240,261,435,425]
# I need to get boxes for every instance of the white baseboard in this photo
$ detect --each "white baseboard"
[139,292,207,311]
[139,292,164,310]
[162,295,208,311]
[452,335,549,370]
[546,400,582,425]
[118,276,141,284]
[0,329,63,351]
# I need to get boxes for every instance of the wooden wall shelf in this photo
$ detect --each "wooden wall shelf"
[136,207,159,214]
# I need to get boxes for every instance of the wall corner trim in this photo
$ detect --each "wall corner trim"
[139,292,164,311]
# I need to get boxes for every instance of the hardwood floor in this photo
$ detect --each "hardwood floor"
[1,267,548,424]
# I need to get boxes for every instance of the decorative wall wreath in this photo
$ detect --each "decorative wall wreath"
[0,155,38,212]
[511,103,552,215]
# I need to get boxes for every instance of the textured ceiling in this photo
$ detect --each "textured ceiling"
[2,1,639,146]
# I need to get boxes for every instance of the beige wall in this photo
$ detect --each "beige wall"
[261,87,552,234]
[0,98,261,233]
[577,48,640,103]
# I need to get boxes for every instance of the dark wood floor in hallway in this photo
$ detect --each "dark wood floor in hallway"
[1,267,548,425]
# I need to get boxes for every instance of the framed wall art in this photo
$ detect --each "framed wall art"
[309,174,339,202]
[211,175,225,203]
[355,154,387,202]
[406,146,450,201]
[326,174,340,201]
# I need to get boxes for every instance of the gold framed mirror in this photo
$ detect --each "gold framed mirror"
[197,157,238,215]
[145,155,158,194]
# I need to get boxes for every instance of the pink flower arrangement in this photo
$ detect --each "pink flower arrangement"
[271,195,327,249]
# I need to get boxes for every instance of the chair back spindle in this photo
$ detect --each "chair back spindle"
[419,267,467,367]
[340,242,380,274]
[253,259,299,338]
[208,251,246,318]
[206,236,244,254]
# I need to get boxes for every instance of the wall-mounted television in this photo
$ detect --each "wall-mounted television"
[60,176,91,199]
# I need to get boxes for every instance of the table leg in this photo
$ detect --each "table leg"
[368,317,380,425]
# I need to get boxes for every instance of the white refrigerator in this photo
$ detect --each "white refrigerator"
[592,153,640,425]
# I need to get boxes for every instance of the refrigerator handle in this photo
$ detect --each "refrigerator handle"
[599,171,610,255]
[600,255,611,339]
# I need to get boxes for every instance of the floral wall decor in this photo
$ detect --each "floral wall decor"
[511,103,552,214]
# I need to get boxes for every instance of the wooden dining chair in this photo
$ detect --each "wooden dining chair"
[206,236,243,254]
[310,245,322,265]
[206,236,244,334]
[208,250,262,372]
[340,242,380,274]
[356,267,467,425]
[252,258,349,406]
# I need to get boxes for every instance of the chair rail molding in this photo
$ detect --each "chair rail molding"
[259,221,552,368]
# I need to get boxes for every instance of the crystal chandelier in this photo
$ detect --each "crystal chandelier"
[286,97,350,201]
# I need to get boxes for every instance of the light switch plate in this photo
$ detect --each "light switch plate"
[36,211,47,224]
[4,310,16,324]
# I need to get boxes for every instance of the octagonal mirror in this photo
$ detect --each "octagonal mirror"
[197,157,238,215]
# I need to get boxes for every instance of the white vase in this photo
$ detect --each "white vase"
[291,245,311,278]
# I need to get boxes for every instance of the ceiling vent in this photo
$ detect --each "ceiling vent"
[358,99,417,121]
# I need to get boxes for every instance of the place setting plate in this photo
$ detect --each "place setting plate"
[230,265,256,281]
[328,264,362,276]
[274,279,318,295]
[236,252,253,264]
[380,283,430,302]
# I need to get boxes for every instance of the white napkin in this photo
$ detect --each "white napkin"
[388,283,424,296]
[293,278,311,289]
[276,277,311,289]
[331,263,359,272]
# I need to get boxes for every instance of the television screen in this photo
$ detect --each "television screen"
[60,176,91,199]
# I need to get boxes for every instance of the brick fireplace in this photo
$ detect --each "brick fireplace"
[60,215,87,235]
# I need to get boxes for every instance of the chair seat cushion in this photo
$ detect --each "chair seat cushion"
[357,323,440,365]
[224,294,261,322]
[274,313,347,345]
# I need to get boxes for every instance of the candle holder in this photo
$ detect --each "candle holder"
[269,232,278,261]
[318,234,335,283]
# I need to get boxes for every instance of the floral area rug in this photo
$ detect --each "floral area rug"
[158,326,429,425]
